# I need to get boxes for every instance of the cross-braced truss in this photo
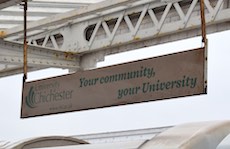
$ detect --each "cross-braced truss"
[0,0,230,77]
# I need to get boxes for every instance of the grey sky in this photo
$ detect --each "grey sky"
[0,30,230,142]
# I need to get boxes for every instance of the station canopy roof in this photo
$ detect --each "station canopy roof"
[0,0,104,30]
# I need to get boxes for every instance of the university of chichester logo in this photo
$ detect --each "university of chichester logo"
[25,82,73,109]
[25,87,37,108]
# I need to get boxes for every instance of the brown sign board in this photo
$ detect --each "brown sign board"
[21,48,206,118]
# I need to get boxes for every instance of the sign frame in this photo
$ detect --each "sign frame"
[21,48,207,118]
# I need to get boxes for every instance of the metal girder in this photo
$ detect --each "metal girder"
[8,0,229,53]
[9,0,227,71]
[0,39,79,68]
[0,39,79,77]
[1,0,230,74]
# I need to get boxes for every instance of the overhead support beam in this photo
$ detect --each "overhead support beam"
[4,0,229,39]
[20,0,229,55]
[1,0,230,75]
[0,39,80,69]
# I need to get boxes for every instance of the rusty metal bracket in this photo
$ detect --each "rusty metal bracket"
[200,0,208,93]
[22,0,28,83]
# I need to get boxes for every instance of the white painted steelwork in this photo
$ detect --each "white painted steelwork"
[0,0,230,77]
[0,39,79,77]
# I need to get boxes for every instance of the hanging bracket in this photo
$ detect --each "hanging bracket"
[200,0,208,93]
[22,0,28,83]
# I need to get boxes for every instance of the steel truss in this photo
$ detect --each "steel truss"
[1,0,230,76]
